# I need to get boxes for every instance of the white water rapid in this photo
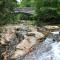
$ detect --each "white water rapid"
[22,31,60,60]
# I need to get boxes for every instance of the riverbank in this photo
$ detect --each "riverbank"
[0,21,60,60]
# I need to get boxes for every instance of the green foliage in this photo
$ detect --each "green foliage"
[18,0,35,8]
[18,14,32,20]
[18,0,31,7]
[35,0,60,25]
[0,0,17,25]
[1,0,59,26]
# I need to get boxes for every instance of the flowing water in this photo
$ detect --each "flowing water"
[22,31,60,60]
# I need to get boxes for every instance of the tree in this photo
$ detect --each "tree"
[18,0,31,7]
[0,0,17,25]
[35,0,60,25]
[18,0,34,7]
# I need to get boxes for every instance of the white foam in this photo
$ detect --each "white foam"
[51,31,59,35]
[38,42,60,60]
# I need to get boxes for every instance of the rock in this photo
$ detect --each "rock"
[27,32,35,36]
[11,36,37,59]
[16,31,24,42]
[42,31,50,37]
[37,27,46,32]
[4,33,14,42]
[11,31,45,59]
[11,50,27,59]
[27,31,45,40]
[51,31,60,41]
[15,24,30,39]
[37,27,50,38]
[35,32,45,40]
[16,36,36,49]
[0,39,6,45]
[29,26,37,32]
[19,24,29,31]
[44,25,59,31]
[4,25,21,30]
[0,29,15,45]
[2,51,8,60]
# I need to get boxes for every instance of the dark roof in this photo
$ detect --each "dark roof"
[14,7,34,15]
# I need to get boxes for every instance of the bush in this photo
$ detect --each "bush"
[36,8,60,25]
[0,0,17,26]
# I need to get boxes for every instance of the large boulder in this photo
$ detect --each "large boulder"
[11,31,45,59]
[11,36,37,59]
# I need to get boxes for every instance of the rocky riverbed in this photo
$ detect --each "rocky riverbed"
[0,23,60,60]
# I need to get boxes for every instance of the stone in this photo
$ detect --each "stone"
[27,32,35,36]
[11,50,27,59]
[29,26,37,32]
[16,31,24,42]
[11,36,37,59]
[27,31,45,40]
[11,31,45,59]
[0,29,15,45]
[35,32,45,40]
[0,39,6,45]
[37,27,46,32]
[16,37,36,51]
[44,25,59,30]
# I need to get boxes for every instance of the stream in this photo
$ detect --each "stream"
[22,31,60,60]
